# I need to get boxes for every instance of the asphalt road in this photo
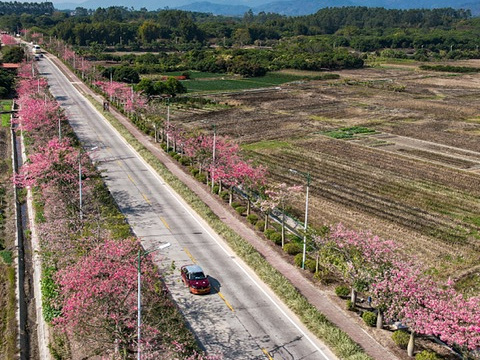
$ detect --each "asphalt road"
[37,55,338,360]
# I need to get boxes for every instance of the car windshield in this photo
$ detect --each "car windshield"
[190,272,206,280]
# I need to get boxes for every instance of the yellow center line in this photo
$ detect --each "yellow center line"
[184,248,196,263]
[142,193,150,204]
[214,287,234,312]
[160,217,170,230]
[262,348,274,360]
[127,173,136,184]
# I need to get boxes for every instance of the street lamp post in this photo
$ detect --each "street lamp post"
[211,123,216,192]
[289,168,311,270]
[137,242,171,360]
[200,120,217,191]
[166,99,170,151]
[79,155,82,220]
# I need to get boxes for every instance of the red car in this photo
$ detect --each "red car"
[181,265,211,295]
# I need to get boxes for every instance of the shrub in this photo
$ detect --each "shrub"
[415,350,440,360]
[294,253,303,267]
[195,173,207,183]
[392,330,410,349]
[362,311,377,327]
[246,214,258,225]
[212,184,220,194]
[173,153,181,160]
[313,267,331,284]
[220,190,229,200]
[0,250,12,265]
[255,220,265,231]
[286,233,302,243]
[335,285,350,298]
[270,232,282,245]
[271,222,281,231]
[312,74,340,80]
[235,206,246,215]
[189,167,199,177]
[168,150,176,157]
[264,228,276,239]
[285,243,302,255]
[346,300,355,311]
[304,258,316,273]
[231,201,242,209]
[179,156,190,166]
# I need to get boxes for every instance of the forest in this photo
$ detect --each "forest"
[2,3,480,78]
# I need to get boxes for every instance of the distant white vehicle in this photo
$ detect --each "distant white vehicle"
[32,44,41,55]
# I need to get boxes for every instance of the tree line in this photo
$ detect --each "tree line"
[0,1,54,16]
[0,5,474,50]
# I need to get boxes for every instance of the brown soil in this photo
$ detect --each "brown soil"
[173,60,480,285]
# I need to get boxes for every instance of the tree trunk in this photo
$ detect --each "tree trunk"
[247,198,250,215]
[229,191,233,206]
[376,309,383,329]
[407,331,415,357]
[281,213,285,248]
[264,213,269,232]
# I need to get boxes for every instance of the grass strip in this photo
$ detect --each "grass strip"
[1,100,12,127]
[87,95,373,360]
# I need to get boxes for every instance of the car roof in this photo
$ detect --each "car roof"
[184,264,203,273]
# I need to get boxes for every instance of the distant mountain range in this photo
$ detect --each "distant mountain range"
[54,0,480,16]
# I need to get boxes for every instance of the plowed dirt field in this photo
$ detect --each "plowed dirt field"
[174,60,480,290]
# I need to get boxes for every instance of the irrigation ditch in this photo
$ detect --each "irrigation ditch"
[11,111,39,360]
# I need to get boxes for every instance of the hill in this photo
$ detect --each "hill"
[54,0,480,16]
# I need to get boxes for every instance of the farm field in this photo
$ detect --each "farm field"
[173,60,480,293]
[144,70,311,92]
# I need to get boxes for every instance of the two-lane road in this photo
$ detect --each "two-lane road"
[37,55,338,360]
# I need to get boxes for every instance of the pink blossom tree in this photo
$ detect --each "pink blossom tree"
[16,77,48,97]
[1,34,17,45]
[15,138,78,189]
[14,138,95,217]
[95,80,131,105]
[319,224,400,305]
[210,136,240,192]
[63,47,75,65]
[184,134,214,177]
[240,162,266,215]
[54,238,172,357]
[77,56,92,80]
[14,97,65,145]
[124,87,147,115]
[372,266,480,356]
[262,183,301,246]
[30,32,43,44]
